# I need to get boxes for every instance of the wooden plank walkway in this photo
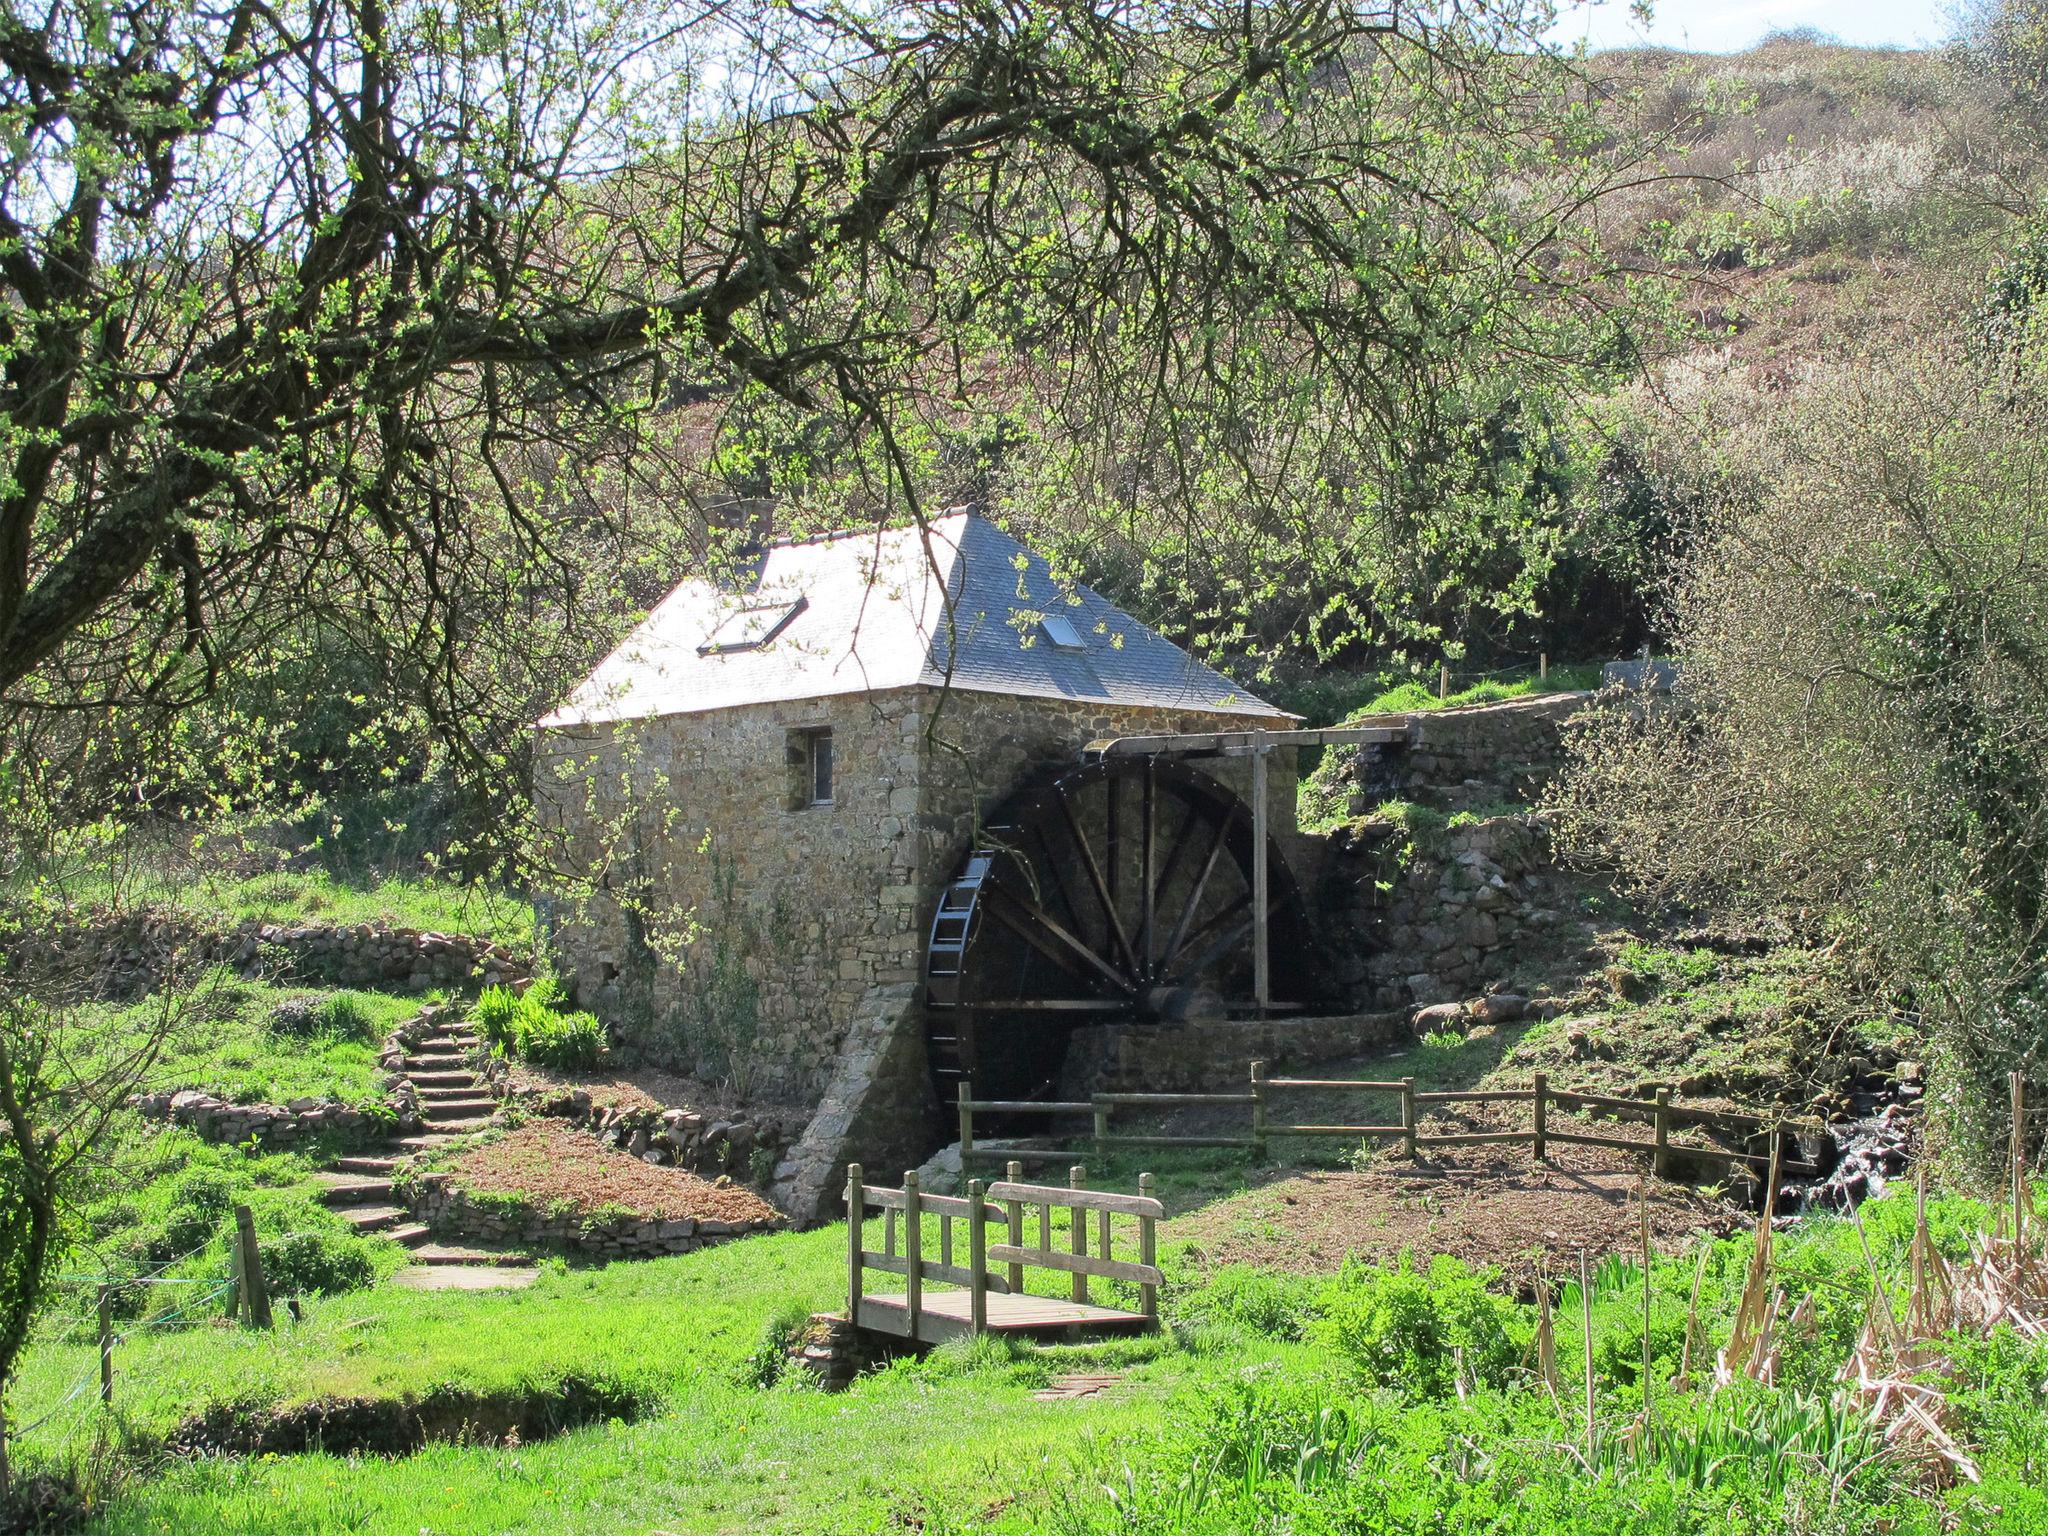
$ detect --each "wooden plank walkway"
[857,1290,1150,1344]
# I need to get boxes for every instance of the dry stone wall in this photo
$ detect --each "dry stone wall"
[6,911,528,999]
[1340,693,1587,814]
[130,1088,395,1147]
[1062,1011,1408,1095]
[1319,812,1571,1010]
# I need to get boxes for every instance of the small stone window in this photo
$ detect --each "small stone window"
[789,726,834,808]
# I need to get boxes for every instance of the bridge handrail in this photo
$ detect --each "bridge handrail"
[845,1162,1160,1338]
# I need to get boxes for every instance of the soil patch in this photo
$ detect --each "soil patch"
[165,1372,651,1458]
[446,1119,780,1225]
[1167,1141,1740,1287]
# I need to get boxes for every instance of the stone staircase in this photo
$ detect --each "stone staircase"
[317,1014,536,1291]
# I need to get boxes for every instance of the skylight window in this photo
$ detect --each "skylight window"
[698,595,807,655]
[1039,614,1086,651]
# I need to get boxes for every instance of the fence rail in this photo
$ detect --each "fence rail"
[956,1066,1826,1180]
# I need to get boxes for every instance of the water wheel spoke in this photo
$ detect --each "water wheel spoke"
[1138,760,1156,977]
[986,884,1138,995]
[1164,895,1254,985]
[1057,787,1139,975]
[1157,805,1238,970]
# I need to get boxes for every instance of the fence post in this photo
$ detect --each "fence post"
[1092,1094,1109,1160]
[1069,1165,1089,1305]
[1532,1071,1548,1162]
[1004,1159,1025,1294]
[903,1171,923,1339]
[1250,1060,1268,1161]
[967,1178,988,1335]
[845,1163,863,1322]
[97,1285,114,1406]
[957,1082,974,1163]
[1138,1172,1158,1322]
[1653,1088,1672,1180]
[1438,665,1449,700]
[1539,651,1549,682]
[0,1393,9,1498]
[1401,1077,1417,1159]
[233,1204,272,1329]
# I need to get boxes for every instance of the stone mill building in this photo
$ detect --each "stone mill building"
[535,510,1300,1216]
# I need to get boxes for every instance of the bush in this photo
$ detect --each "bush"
[515,1008,606,1071]
[1312,1253,1524,1397]
[259,1229,379,1296]
[474,982,606,1070]
[472,985,523,1050]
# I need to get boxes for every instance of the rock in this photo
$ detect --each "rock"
[1469,993,1527,1025]
[1413,1002,1466,1032]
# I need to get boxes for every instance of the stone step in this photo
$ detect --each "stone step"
[393,1265,537,1292]
[328,1156,398,1176]
[406,1069,475,1084]
[418,1033,476,1050]
[340,1204,407,1232]
[414,1087,485,1104]
[418,1117,493,1134]
[406,1051,469,1066]
[388,1223,433,1247]
[407,1243,534,1267]
[398,1134,463,1151]
[318,1177,397,1205]
[421,1099,496,1121]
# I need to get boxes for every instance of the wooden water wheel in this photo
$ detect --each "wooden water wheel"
[924,757,1319,1105]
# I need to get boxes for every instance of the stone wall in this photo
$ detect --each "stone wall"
[473,1053,792,1179]
[1061,1011,1409,1095]
[131,1088,396,1148]
[1338,692,1588,815]
[403,1173,781,1260]
[1319,812,1571,1010]
[6,911,529,999]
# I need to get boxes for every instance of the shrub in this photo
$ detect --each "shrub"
[515,1007,606,1071]
[472,985,523,1050]
[259,1229,379,1296]
[473,983,606,1069]
[1312,1253,1524,1397]
[315,992,376,1038]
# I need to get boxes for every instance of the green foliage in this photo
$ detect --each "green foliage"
[1169,1264,1319,1343]
[257,1230,380,1298]
[1311,1253,1525,1398]
[474,984,607,1071]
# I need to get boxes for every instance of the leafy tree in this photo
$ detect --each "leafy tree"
[1554,337,2048,1169]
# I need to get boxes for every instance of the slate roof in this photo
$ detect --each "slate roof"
[538,511,1293,727]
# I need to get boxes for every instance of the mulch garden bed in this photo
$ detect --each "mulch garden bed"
[445,1120,780,1226]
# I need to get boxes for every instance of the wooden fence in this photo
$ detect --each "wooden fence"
[956,1066,1826,1181]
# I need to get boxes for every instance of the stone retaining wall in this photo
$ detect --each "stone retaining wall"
[403,1173,781,1260]
[1062,1011,1409,1095]
[7,911,530,999]
[472,1053,791,1180]
[1320,812,1571,1010]
[131,1088,396,1148]
[1337,693,1587,815]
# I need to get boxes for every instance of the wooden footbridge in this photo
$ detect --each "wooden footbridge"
[844,1161,1161,1344]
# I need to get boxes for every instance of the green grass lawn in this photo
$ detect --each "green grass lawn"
[7,1178,2043,1536]
[86,975,415,1109]
[12,1224,1273,1536]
